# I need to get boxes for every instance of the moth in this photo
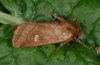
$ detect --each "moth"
[12,15,82,48]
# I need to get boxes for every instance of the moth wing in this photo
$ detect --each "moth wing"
[12,22,73,48]
[20,23,73,47]
[12,22,36,48]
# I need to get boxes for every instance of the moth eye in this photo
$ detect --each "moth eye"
[34,35,40,42]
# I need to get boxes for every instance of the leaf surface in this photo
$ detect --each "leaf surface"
[0,0,100,65]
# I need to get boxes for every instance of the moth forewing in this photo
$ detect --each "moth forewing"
[12,22,75,48]
[12,23,36,47]
[12,15,81,48]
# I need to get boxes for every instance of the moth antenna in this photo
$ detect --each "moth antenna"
[76,39,90,49]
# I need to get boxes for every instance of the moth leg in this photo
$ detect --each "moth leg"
[44,9,65,22]
[50,42,67,56]
[76,39,90,49]
[51,17,56,22]
[56,42,67,51]
[51,13,65,23]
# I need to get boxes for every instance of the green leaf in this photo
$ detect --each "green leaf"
[0,0,100,65]
[0,11,24,25]
[72,0,100,47]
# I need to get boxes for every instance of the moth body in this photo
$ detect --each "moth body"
[12,17,81,48]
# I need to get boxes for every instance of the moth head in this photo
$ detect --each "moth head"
[66,20,81,39]
[75,24,81,39]
[66,20,89,49]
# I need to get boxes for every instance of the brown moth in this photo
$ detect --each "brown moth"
[12,16,81,48]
